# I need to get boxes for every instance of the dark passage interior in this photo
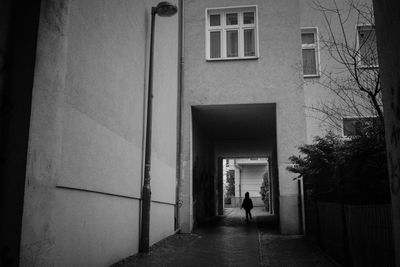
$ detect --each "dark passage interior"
[0,1,41,266]
[191,103,279,229]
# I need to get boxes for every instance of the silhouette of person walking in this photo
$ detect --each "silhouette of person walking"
[241,192,253,222]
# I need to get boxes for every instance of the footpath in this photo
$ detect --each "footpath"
[113,207,337,267]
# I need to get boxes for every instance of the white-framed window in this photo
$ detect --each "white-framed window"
[205,6,258,60]
[301,27,320,77]
[357,25,378,68]
[342,116,379,137]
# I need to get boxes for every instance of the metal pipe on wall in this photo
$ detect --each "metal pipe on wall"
[175,0,184,232]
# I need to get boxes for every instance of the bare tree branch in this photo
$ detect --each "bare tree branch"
[306,0,383,133]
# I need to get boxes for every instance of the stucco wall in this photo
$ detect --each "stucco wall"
[182,0,306,234]
[19,0,178,266]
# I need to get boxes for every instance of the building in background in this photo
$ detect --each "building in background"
[223,158,269,207]
[300,0,380,142]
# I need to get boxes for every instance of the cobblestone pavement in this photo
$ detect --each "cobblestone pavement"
[113,207,338,267]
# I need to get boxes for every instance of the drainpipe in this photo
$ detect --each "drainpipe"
[175,0,183,231]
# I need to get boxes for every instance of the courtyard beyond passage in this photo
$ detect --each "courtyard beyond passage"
[113,207,337,267]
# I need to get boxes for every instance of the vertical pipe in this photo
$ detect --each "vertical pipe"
[175,0,184,231]
[139,7,156,254]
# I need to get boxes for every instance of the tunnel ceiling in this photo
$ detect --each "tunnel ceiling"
[192,103,276,141]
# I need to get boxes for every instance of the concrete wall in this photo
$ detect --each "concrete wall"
[182,0,306,234]
[19,0,178,266]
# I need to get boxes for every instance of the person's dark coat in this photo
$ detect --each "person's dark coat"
[241,197,253,211]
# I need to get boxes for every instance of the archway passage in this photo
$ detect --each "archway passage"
[223,158,272,212]
[191,103,279,229]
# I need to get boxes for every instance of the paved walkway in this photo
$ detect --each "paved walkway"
[113,207,337,267]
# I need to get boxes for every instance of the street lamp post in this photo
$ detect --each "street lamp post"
[140,1,178,253]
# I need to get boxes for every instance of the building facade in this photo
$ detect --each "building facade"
[182,0,307,234]
[0,0,385,266]
[180,0,376,235]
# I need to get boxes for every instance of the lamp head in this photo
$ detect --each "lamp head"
[154,1,178,17]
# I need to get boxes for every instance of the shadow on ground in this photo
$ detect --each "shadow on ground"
[112,207,337,267]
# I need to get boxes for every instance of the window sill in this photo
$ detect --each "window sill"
[357,65,379,70]
[206,56,259,62]
[341,135,356,141]
[304,74,320,78]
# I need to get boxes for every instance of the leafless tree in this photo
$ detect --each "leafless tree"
[308,0,383,132]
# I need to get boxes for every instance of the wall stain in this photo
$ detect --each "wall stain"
[42,0,68,36]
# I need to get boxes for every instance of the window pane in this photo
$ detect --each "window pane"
[243,12,254,24]
[210,31,221,58]
[210,14,220,26]
[343,117,379,136]
[302,49,316,75]
[226,30,238,57]
[244,29,255,56]
[358,28,378,66]
[343,118,366,136]
[226,13,238,25]
[301,33,315,44]
[343,118,358,136]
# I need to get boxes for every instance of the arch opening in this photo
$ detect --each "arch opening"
[191,103,279,229]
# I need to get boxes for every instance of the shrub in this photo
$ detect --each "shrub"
[288,128,390,204]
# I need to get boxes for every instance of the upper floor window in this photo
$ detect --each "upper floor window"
[206,6,258,60]
[342,116,379,137]
[301,27,320,77]
[357,25,378,68]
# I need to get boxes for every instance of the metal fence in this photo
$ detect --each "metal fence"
[345,204,394,267]
[305,199,395,266]
[318,202,348,264]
